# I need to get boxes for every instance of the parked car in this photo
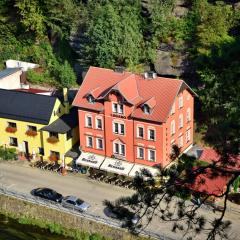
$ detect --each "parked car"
[31,188,63,203]
[104,207,140,225]
[61,195,90,212]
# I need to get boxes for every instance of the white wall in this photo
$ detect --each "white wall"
[0,70,22,89]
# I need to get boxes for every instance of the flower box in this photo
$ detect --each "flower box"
[47,136,59,144]
[25,130,38,137]
[49,154,59,162]
[5,127,17,133]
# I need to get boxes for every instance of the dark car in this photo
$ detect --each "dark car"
[31,188,63,203]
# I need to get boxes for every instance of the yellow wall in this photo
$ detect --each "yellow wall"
[0,117,44,156]
[0,98,79,165]
[42,126,79,164]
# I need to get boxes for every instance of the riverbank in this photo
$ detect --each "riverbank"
[0,194,147,240]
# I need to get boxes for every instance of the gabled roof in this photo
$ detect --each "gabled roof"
[0,89,56,124]
[41,107,78,133]
[0,68,21,80]
[73,67,196,122]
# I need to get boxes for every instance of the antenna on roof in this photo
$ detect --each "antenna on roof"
[114,66,125,73]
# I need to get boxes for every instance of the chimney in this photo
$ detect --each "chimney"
[144,71,157,79]
[63,88,69,114]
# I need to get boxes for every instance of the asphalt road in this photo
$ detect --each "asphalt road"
[0,161,239,240]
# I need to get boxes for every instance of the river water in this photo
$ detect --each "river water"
[0,214,72,240]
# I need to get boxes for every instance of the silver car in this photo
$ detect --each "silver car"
[61,195,90,212]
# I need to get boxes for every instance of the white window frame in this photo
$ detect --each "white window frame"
[137,147,144,159]
[179,95,183,108]
[137,126,144,138]
[113,122,125,135]
[178,135,183,148]
[179,114,183,129]
[86,136,93,148]
[171,120,175,136]
[113,141,126,156]
[148,128,156,141]
[148,149,156,162]
[170,102,175,115]
[85,115,92,128]
[95,117,103,130]
[186,128,191,143]
[112,102,124,114]
[186,108,191,122]
[143,104,151,114]
[96,138,103,149]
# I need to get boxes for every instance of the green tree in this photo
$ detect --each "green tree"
[85,1,144,69]
[55,60,77,88]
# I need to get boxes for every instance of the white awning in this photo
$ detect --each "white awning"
[100,157,134,176]
[76,152,105,169]
[129,164,160,178]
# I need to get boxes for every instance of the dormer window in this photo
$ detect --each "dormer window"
[87,94,95,104]
[143,104,151,114]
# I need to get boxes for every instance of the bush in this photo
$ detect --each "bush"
[0,146,17,160]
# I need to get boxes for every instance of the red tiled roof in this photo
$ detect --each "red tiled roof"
[191,168,230,196]
[199,148,240,170]
[15,88,51,94]
[73,66,195,122]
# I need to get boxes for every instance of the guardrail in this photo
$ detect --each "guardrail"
[0,187,173,240]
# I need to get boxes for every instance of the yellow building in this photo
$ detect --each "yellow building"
[0,88,79,165]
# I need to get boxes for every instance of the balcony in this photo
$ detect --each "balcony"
[25,129,38,137]
[5,126,17,133]
[47,136,59,144]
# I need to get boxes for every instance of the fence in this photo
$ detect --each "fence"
[0,187,173,240]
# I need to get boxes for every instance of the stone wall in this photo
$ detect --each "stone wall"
[0,194,146,240]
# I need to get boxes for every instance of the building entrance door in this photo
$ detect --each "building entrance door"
[23,141,29,157]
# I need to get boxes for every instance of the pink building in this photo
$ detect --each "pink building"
[73,67,196,175]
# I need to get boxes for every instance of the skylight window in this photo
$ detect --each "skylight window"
[87,94,95,104]
[143,104,151,114]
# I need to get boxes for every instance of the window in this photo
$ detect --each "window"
[8,122,16,128]
[50,151,60,159]
[96,138,103,149]
[113,142,126,156]
[186,108,191,122]
[112,103,118,113]
[148,129,155,141]
[86,136,93,148]
[58,108,61,114]
[38,147,44,155]
[96,118,102,129]
[112,103,124,114]
[178,135,183,148]
[179,95,183,108]
[137,126,144,138]
[143,104,150,114]
[119,104,124,114]
[137,147,144,159]
[179,114,183,129]
[170,102,175,115]
[27,125,37,132]
[113,122,125,135]
[148,149,156,162]
[67,130,72,140]
[171,120,175,135]
[85,115,92,128]
[87,95,95,104]
[49,132,58,139]
[9,137,18,146]
[186,129,191,143]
